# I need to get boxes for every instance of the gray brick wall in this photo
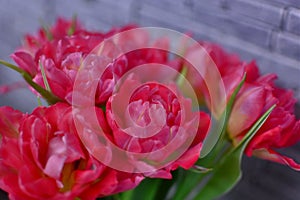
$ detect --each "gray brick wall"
[0,0,299,199]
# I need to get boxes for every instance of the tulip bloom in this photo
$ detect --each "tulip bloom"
[104,75,211,179]
[0,103,143,200]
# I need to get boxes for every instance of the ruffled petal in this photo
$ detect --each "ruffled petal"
[0,106,23,138]
[253,148,300,171]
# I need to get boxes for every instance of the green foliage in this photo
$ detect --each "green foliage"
[0,59,61,105]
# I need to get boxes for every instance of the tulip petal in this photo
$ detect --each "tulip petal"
[253,148,300,171]
[0,107,23,138]
[228,85,266,137]
[11,51,37,75]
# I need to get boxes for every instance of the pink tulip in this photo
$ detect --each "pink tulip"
[0,103,143,199]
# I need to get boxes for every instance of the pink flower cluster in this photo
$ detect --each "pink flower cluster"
[183,42,300,169]
[1,18,210,199]
[0,104,142,200]
[0,18,299,199]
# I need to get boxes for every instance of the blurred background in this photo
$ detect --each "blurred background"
[0,0,299,199]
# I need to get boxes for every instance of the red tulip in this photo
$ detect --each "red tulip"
[227,70,300,170]
[183,41,300,170]
[105,75,211,179]
[0,103,143,200]
[11,19,173,106]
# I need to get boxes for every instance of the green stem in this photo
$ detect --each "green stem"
[176,65,188,87]
[0,59,61,105]
[39,61,52,92]
[68,14,77,36]
[172,138,230,200]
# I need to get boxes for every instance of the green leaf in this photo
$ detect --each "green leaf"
[39,19,53,40]
[199,117,225,158]
[120,178,162,200]
[0,59,24,74]
[171,141,230,200]
[37,96,43,106]
[39,61,51,92]
[0,59,61,105]
[68,14,77,36]
[119,189,134,200]
[193,104,276,200]
[176,65,188,86]
[189,165,212,174]
[172,169,206,200]
[171,74,247,200]
[200,73,246,158]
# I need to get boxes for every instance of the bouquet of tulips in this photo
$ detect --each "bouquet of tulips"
[0,18,299,200]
